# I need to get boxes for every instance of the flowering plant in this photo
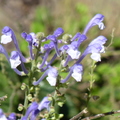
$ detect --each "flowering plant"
[0,14,111,120]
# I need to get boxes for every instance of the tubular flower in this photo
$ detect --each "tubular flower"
[70,32,81,42]
[46,27,64,56]
[0,45,26,75]
[38,97,51,111]
[10,51,28,74]
[1,26,26,62]
[61,64,83,83]
[53,27,64,37]
[31,97,50,120]
[39,42,54,69]
[66,41,81,59]
[21,32,38,59]
[21,97,50,120]
[0,44,9,61]
[0,109,7,120]
[21,102,38,120]
[7,113,16,120]
[83,14,105,35]
[71,64,83,82]
[76,35,107,63]
[33,66,58,86]
[47,35,60,56]
[63,34,87,67]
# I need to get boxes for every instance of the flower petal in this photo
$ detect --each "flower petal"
[1,35,12,44]
[90,52,101,61]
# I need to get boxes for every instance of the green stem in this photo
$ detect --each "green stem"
[86,61,96,106]
[22,40,41,114]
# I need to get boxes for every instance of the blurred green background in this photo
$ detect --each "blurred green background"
[0,0,120,120]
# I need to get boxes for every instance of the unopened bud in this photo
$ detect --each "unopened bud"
[48,96,53,101]
[18,104,24,111]
[21,72,26,76]
[30,87,34,92]
[27,94,33,102]
[36,32,45,40]
[61,60,65,67]
[21,83,26,90]
[62,34,72,44]
[50,107,55,113]
[57,101,64,107]
[40,46,44,53]
[59,114,64,118]
[35,87,40,91]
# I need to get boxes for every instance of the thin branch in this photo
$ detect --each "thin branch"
[106,28,115,49]
[70,108,88,120]
[81,110,120,120]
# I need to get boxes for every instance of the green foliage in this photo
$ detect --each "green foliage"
[30,7,53,34]
[112,37,120,48]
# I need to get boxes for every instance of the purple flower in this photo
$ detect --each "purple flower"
[83,14,105,35]
[47,35,60,56]
[63,34,87,67]
[1,26,26,62]
[0,44,9,61]
[70,32,81,42]
[7,113,16,120]
[66,41,81,59]
[53,27,64,37]
[39,42,54,69]
[38,97,51,111]
[21,32,38,59]
[61,64,83,83]
[41,34,87,68]
[46,28,64,56]
[21,97,50,120]
[76,36,107,63]
[21,32,37,46]
[30,97,50,120]
[33,66,58,86]
[71,64,83,82]
[21,102,38,120]
[0,109,7,120]
[10,51,28,74]
[88,35,107,46]
[0,45,27,75]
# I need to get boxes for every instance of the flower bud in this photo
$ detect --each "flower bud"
[35,87,40,92]
[36,32,45,40]
[59,114,64,118]
[18,104,24,111]
[62,34,72,44]
[48,96,53,101]
[27,94,33,102]
[21,83,26,90]
[50,107,55,113]
[57,101,64,107]
[30,86,34,92]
